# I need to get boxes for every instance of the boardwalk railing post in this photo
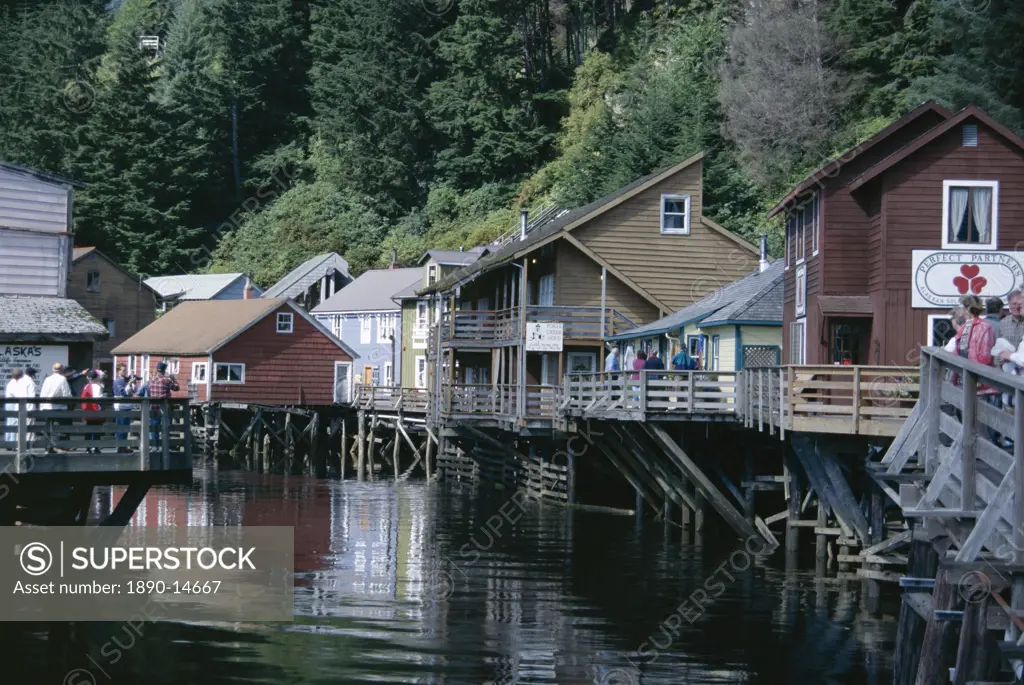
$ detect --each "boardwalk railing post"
[639,370,647,415]
[852,367,861,434]
[758,368,764,432]
[16,399,26,470]
[925,352,941,475]
[686,371,694,414]
[161,399,170,470]
[1016,387,1024,564]
[961,369,977,516]
[140,399,150,466]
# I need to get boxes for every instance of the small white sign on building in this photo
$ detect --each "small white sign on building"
[0,344,68,389]
[526,322,563,352]
[912,250,1024,308]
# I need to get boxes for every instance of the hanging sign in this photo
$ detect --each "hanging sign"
[0,344,68,388]
[526,322,563,351]
[912,250,1024,308]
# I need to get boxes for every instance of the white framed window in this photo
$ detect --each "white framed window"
[795,207,805,264]
[127,355,137,375]
[660,194,691,235]
[384,362,393,385]
[927,315,957,348]
[790,320,807,365]
[795,264,807,318]
[371,366,380,386]
[214,363,245,384]
[711,335,720,371]
[413,301,429,349]
[415,355,427,389]
[567,351,597,373]
[360,315,372,344]
[811,194,820,256]
[191,362,208,382]
[141,354,150,382]
[377,312,396,343]
[428,264,438,285]
[276,312,294,334]
[164,358,180,375]
[942,180,998,249]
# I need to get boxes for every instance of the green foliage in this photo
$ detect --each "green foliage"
[6,0,1024,282]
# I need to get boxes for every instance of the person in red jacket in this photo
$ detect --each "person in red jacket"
[80,370,104,453]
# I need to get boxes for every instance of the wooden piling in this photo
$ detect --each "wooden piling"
[892,537,938,685]
[743,452,755,525]
[357,410,366,481]
[262,431,271,473]
[815,496,828,575]
[392,419,401,481]
[786,459,801,555]
[914,567,961,685]
[340,418,347,479]
[284,411,293,474]
[953,590,996,685]
[367,416,377,479]
[424,431,433,480]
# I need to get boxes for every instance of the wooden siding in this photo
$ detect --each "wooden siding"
[0,228,69,296]
[571,159,758,310]
[69,251,156,361]
[554,240,659,328]
[0,166,71,234]
[212,303,353,405]
[399,299,417,388]
[783,108,951,364]
[212,276,260,300]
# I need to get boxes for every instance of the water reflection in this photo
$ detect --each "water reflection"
[9,468,895,684]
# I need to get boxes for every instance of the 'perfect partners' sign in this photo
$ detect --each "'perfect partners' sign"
[0,345,67,382]
[913,250,1024,308]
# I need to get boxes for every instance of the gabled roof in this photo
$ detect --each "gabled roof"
[111,298,359,359]
[312,268,422,314]
[262,253,352,300]
[607,260,784,341]
[767,101,952,217]
[0,296,108,342]
[71,246,159,296]
[144,273,258,301]
[419,152,756,298]
[419,248,489,267]
[0,161,83,189]
[848,105,1024,192]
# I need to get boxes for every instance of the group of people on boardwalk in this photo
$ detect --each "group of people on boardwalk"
[946,290,1024,446]
[2,361,179,452]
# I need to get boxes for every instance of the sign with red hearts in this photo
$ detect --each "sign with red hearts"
[913,250,1024,307]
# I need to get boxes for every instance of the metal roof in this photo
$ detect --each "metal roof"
[0,296,108,341]
[144,273,257,301]
[262,253,352,299]
[419,248,488,267]
[607,260,784,341]
[0,161,83,189]
[312,268,422,314]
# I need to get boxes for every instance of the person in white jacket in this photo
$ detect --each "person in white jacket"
[39,363,72,450]
[4,368,27,445]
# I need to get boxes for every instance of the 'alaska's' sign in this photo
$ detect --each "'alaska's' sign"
[0,345,68,384]
[912,250,1024,308]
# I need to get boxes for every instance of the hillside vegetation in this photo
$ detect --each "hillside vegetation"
[1,0,1021,285]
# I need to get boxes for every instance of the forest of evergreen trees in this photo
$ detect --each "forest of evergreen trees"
[0,0,1022,285]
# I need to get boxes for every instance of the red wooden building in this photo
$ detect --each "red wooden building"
[772,102,1024,367]
[111,298,358,405]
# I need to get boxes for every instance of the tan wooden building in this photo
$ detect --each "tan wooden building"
[419,152,760,430]
[69,247,158,372]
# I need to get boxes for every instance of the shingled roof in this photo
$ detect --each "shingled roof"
[607,260,784,341]
[0,296,108,342]
[312,268,422,314]
[112,298,359,359]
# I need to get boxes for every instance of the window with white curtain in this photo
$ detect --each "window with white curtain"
[360,315,371,344]
[943,180,998,249]
[377,312,396,343]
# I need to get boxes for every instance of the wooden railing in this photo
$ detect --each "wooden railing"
[526,306,635,340]
[352,385,429,413]
[437,305,636,345]
[437,383,559,421]
[0,397,190,471]
[877,347,1024,564]
[563,370,739,418]
[743,365,919,437]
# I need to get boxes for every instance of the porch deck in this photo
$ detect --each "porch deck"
[438,305,635,347]
[352,385,429,414]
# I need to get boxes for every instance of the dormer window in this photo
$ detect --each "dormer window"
[660,194,691,235]
[428,264,438,285]
[942,180,998,249]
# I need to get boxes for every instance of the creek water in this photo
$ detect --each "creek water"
[7,467,897,684]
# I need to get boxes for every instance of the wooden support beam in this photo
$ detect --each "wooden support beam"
[914,567,962,685]
[357,410,366,481]
[608,424,696,512]
[790,434,870,544]
[643,424,767,545]
[392,418,401,480]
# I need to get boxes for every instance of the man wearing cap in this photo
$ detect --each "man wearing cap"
[148,362,179,448]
